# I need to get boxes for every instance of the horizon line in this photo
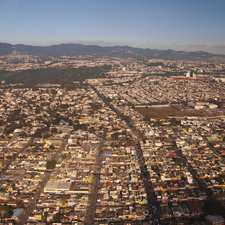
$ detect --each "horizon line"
[0,40,225,56]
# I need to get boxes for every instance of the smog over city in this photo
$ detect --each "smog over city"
[0,0,225,224]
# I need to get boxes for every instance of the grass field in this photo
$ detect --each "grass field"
[135,106,206,119]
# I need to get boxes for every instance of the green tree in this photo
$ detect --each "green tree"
[3,211,13,218]
[170,118,180,126]
[144,114,151,123]
[51,128,58,134]
[46,159,57,169]
[103,128,108,137]
[16,201,24,207]
[49,145,55,150]
[51,89,57,95]
[53,213,61,222]
[173,157,183,164]
[89,127,95,133]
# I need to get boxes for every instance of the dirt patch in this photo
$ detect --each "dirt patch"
[135,106,206,119]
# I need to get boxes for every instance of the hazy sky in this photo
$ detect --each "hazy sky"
[0,0,225,54]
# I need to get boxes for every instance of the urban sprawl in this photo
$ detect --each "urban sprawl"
[1,52,225,225]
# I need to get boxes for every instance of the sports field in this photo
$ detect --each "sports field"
[135,106,206,119]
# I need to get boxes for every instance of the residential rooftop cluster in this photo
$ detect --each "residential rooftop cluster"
[0,58,225,224]
[96,76,225,111]
[96,139,149,221]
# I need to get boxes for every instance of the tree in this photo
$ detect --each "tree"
[217,177,223,185]
[51,89,57,95]
[144,114,151,123]
[103,128,108,137]
[3,211,13,218]
[33,127,50,138]
[51,128,58,134]
[16,201,24,207]
[43,212,48,220]
[46,159,57,169]
[89,127,95,133]
[89,102,102,111]
[53,213,61,222]
[173,157,183,164]
[49,145,55,150]
[124,115,132,123]
[170,118,180,126]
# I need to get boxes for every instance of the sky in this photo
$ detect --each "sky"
[0,0,225,54]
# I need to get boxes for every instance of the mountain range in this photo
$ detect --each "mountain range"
[0,42,225,62]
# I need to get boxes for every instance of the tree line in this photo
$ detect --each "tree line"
[0,64,112,86]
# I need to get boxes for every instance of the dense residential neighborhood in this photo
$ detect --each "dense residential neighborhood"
[0,52,225,225]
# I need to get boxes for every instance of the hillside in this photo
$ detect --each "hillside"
[1,42,225,62]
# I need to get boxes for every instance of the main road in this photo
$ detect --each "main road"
[3,137,33,173]
[83,139,103,225]
[92,86,163,224]
[17,137,69,225]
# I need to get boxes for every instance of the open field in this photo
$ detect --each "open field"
[135,106,206,119]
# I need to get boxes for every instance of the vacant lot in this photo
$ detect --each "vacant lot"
[135,106,206,119]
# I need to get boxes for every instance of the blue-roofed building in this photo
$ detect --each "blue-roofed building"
[11,208,23,221]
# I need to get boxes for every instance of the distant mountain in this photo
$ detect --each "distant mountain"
[0,42,225,62]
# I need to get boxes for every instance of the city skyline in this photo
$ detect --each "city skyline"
[0,0,225,54]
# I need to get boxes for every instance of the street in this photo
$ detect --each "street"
[3,137,33,173]
[93,86,163,224]
[17,137,69,224]
[83,139,103,225]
